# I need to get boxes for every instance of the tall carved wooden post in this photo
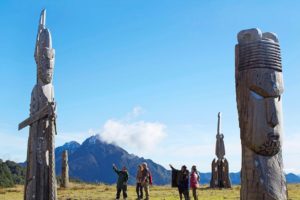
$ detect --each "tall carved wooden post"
[19,9,57,200]
[235,28,288,199]
[210,112,231,188]
[61,150,69,188]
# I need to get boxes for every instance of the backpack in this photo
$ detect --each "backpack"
[149,171,153,185]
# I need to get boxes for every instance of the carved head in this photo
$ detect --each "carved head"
[35,10,55,84]
[235,28,284,156]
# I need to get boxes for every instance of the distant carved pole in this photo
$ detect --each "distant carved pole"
[19,9,57,200]
[210,112,231,188]
[61,150,69,188]
[235,28,288,199]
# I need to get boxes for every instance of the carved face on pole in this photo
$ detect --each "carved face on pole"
[36,28,55,84]
[236,28,284,156]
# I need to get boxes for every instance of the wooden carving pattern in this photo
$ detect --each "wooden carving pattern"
[210,112,231,188]
[19,10,57,200]
[235,28,287,200]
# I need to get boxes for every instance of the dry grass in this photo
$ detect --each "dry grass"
[0,183,299,200]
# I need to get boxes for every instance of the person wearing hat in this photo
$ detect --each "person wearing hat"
[141,162,151,200]
[170,164,190,200]
[136,164,144,199]
[113,163,129,200]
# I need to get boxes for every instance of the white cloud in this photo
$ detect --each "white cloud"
[100,120,167,152]
[99,107,167,152]
[125,106,144,120]
[133,106,143,115]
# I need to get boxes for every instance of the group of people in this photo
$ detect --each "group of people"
[113,163,200,200]
[170,164,200,200]
[113,162,152,200]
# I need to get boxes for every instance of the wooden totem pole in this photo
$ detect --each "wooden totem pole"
[61,150,69,188]
[19,9,57,200]
[210,112,231,188]
[235,28,288,199]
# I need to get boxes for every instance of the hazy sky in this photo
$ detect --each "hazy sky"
[0,1,299,173]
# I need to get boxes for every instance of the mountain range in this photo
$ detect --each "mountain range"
[55,135,170,185]
[54,135,300,185]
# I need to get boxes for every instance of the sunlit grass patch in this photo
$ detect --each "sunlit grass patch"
[0,184,299,200]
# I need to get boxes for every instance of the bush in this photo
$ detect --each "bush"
[0,159,26,188]
[0,160,14,187]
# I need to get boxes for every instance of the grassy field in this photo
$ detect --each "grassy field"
[0,183,299,200]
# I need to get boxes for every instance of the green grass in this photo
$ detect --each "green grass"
[0,183,299,200]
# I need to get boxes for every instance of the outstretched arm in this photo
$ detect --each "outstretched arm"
[169,164,176,171]
[112,164,120,174]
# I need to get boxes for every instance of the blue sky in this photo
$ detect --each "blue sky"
[0,1,299,173]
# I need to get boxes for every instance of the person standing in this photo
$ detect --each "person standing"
[141,162,151,200]
[190,165,200,200]
[113,164,129,200]
[136,164,144,200]
[170,164,190,200]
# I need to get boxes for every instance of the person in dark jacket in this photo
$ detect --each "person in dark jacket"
[170,164,190,200]
[113,163,129,200]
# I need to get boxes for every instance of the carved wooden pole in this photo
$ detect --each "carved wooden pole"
[216,112,225,159]
[61,150,69,188]
[19,9,57,200]
[210,112,231,188]
[235,28,288,200]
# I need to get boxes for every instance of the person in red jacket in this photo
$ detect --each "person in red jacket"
[190,165,200,200]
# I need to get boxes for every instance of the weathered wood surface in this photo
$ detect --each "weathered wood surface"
[210,112,231,188]
[210,158,231,188]
[216,112,225,160]
[20,9,57,200]
[235,28,287,200]
[61,150,69,188]
[18,103,54,131]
